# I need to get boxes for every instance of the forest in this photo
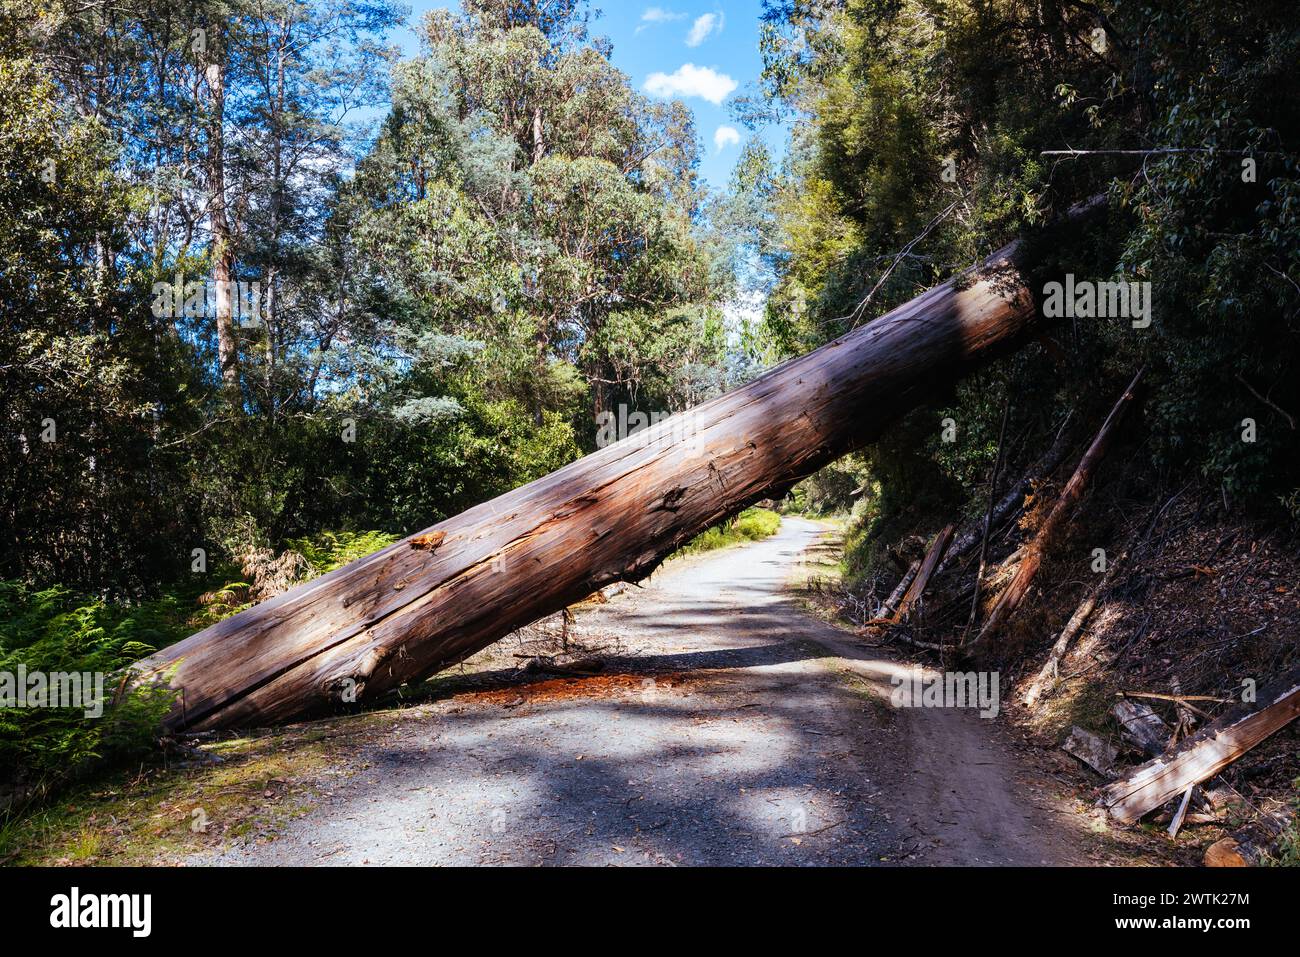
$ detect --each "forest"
[1,0,1299,877]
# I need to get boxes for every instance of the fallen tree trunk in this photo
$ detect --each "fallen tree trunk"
[859,526,954,649]
[934,415,1075,578]
[134,208,1097,731]
[1101,665,1300,824]
[878,560,921,620]
[892,524,955,624]
[969,368,1145,657]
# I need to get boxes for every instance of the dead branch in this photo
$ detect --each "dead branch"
[966,390,1012,634]
[970,369,1145,657]
[892,525,956,624]
[1021,532,1136,708]
[1101,665,1300,824]
[1235,373,1296,430]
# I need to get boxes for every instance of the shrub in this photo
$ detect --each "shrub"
[680,508,782,555]
[286,530,401,576]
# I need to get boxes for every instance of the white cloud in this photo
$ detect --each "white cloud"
[637,7,687,33]
[713,125,741,152]
[686,12,723,47]
[644,63,738,106]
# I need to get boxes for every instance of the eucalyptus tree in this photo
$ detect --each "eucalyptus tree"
[354,0,723,435]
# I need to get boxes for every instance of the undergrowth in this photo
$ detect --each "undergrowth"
[0,529,396,810]
[679,508,782,555]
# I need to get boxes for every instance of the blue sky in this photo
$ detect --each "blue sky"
[393,2,783,191]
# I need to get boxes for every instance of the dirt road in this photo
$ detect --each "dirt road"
[196,517,1091,866]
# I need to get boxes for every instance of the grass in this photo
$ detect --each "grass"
[1026,676,1116,741]
[783,523,862,632]
[677,508,782,556]
[1271,822,1300,866]
[0,717,378,865]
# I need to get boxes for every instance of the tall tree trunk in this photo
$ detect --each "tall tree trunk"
[204,30,240,405]
[531,105,545,164]
[263,22,286,420]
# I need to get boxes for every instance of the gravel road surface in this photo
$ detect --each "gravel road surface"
[195,517,1088,866]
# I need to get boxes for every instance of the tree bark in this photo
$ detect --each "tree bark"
[876,560,920,621]
[891,524,955,624]
[133,215,1092,731]
[204,31,240,404]
[532,105,545,165]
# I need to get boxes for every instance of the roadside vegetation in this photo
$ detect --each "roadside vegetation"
[679,508,783,556]
[3,0,1299,865]
[0,530,396,814]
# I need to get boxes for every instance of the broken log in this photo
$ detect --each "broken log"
[133,207,1100,731]
[891,524,955,624]
[1110,698,1171,758]
[878,560,921,621]
[1108,696,1213,834]
[969,368,1145,657]
[1203,804,1296,864]
[1167,786,1194,839]
[1062,726,1118,777]
[935,415,1075,578]
[860,526,955,648]
[1119,690,1224,715]
[1205,835,1264,867]
[1101,665,1300,824]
